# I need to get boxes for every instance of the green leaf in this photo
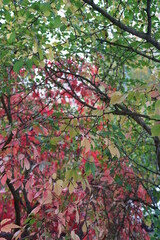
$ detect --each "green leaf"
[40,3,51,17]
[114,175,123,185]
[50,136,62,145]
[3,0,11,4]
[13,59,23,73]
[151,124,160,137]
[85,162,90,174]
[38,48,43,60]
[54,16,62,28]
[155,100,160,115]
[26,59,33,69]
[90,162,96,177]
[126,184,132,192]
[7,32,16,43]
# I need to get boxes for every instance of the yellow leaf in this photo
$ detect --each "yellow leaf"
[33,42,38,53]
[50,136,62,145]
[73,181,78,188]
[72,119,78,126]
[105,113,114,121]
[69,128,77,138]
[108,145,120,158]
[82,223,87,233]
[39,61,45,68]
[60,124,66,131]
[54,180,63,196]
[52,173,57,179]
[104,138,111,146]
[110,92,127,104]
[7,33,11,40]
[92,109,103,116]
[81,179,86,191]
[120,116,127,126]
[69,183,74,194]
[57,179,63,186]
[63,180,69,188]
[81,138,91,152]
[65,170,72,180]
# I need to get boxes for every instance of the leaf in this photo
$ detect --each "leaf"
[14,180,22,190]
[50,136,62,145]
[151,124,160,137]
[27,190,33,202]
[101,169,114,184]
[7,32,16,43]
[24,158,30,170]
[1,174,7,186]
[38,48,43,60]
[110,92,127,105]
[26,59,33,69]
[1,222,20,233]
[54,16,62,28]
[13,59,23,73]
[33,42,38,53]
[52,173,57,179]
[155,100,160,115]
[90,162,96,177]
[54,180,63,196]
[71,230,80,240]
[69,183,74,194]
[30,205,41,215]
[3,0,11,4]
[85,162,91,174]
[92,109,103,116]
[81,138,91,152]
[0,218,11,225]
[75,208,79,223]
[69,128,77,138]
[41,190,52,204]
[108,145,120,158]
[105,113,114,121]
[82,223,87,233]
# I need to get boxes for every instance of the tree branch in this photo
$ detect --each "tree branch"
[6,179,21,225]
[115,104,160,170]
[1,95,21,226]
[97,39,160,63]
[83,0,160,50]
[146,0,152,35]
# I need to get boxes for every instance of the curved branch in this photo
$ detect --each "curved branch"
[83,0,160,50]
[97,39,160,63]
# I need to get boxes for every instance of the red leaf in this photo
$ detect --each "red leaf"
[1,174,7,186]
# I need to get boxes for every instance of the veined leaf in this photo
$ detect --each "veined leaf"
[81,137,91,152]
[13,59,23,73]
[54,179,63,196]
[151,124,160,137]
[110,92,127,105]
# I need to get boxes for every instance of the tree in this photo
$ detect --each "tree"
[0,0,160,239]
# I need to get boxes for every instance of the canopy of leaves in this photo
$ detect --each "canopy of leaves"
[0,0,160,239]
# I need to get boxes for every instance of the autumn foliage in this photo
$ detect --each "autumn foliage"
[0,61,152,240]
